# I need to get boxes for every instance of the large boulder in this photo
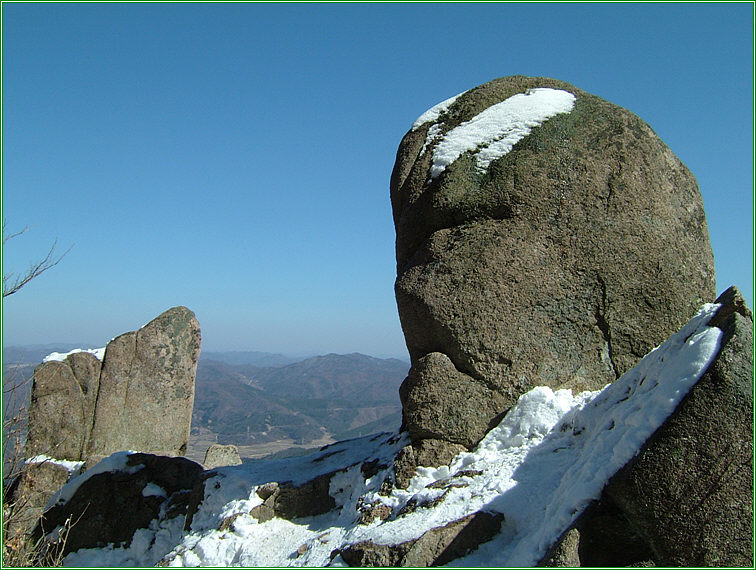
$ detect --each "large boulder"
[537,286,753,567]
[25,306,200,465]
[14,307,200,543]
[87,306,201,461]
[392,75,716,450]
[33,453,204,557]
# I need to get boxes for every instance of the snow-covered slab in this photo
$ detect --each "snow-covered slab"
[428,88,575,179]
[43,347,106,363]
[186,431,408,533]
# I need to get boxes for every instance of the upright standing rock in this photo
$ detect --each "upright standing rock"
[87,306,201,461]
[392,76,716,451]
[26,351,101,461]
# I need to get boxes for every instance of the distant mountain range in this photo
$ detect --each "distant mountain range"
[200,350,303,368]
[2,346,409,455]
[193,352,408,447]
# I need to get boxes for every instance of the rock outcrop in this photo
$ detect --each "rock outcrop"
[540,286,753,567]
[391,75,716,453]
[602,286,753,566]
[32,453,203,557]
[88,306,201,462]
[8,307,200,542]
[25,306,200,464]
[203,444,242,469]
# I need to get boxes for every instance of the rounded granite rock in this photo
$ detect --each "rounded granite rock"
[391,75,716,450]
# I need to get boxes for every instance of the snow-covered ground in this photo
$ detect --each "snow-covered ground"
[62,303,722,567]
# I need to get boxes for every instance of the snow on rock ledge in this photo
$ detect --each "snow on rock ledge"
[43,347,106,363]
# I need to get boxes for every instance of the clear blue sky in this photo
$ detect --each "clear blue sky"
[2,3,753,357]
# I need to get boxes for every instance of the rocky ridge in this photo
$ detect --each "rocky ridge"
[5,306,201,540]
[37,287,753,567]
[15,76,753,567]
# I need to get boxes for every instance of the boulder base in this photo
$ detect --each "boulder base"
[604,286,753,567]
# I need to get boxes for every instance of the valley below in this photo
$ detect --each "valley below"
[188,351,407,461]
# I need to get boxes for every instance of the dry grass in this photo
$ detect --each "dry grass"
[2,365,71,567]
[3,508,74,568]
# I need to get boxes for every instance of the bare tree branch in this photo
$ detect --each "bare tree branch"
[2,223,29,246]
[2,223,72,298]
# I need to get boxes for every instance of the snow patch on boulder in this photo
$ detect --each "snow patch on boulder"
[428,88,575,179]
[411,91,466,131]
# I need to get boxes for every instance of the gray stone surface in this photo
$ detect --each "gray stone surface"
[245,474,338,522]
[87,306,201,460]
[391,437,466,490]
[203,444,242,469]
[412,438,466,468]
[391,444,419,490]
[399,352,509,448]
[26,352,101,461]
[540,497,656,567]
[392,75,716,449]
[604,286,753,567]
[274,473,337,519]
[538,528,580,567]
